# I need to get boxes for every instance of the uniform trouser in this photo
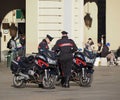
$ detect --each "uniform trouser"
[60,59,73,85]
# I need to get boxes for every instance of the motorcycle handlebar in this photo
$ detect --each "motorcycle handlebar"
[32,52,38,55]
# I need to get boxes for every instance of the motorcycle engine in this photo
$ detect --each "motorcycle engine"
[28,70,35,76]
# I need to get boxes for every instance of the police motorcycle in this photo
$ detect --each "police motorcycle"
[10,50,58,89]
[71,48,96,87]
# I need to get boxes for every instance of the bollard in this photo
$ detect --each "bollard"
[6,53,11,67]
[6,51,14,67]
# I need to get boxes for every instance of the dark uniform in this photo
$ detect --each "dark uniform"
[38,39,49,54]
[52,31,78,87]
[38,35,53,61]
[38,34,53,53]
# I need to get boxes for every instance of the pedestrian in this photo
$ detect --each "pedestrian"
[101,35,106,45]
[85,38,95,51]
[6,23,20,67]
[38,34,54,59]
[7,23,19,59]
[18,33,26,56]
[84,38,95,58]
[52,31,78,88]
[101,43,118,65]
[116,46,120,58]
[96,42,102,57]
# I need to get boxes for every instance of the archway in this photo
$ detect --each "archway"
[0,0,25,62]
[84,0,106,44]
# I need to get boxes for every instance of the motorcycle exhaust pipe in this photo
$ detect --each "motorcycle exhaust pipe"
[45,69,48,80]
[82,68,85,78]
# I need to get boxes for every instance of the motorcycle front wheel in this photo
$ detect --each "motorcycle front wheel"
[79,72,93,87]
[42,74,56,89]
[13,75,26,88]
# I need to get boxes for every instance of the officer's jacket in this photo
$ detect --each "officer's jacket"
[52,36,78,61]
[38,39,49,53]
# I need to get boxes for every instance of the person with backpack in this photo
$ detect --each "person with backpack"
[7,23,25,56]
[7,23,17,50]
[6,23,18,67]
[52,31,78,88]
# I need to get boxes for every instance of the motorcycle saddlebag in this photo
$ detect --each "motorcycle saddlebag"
[10,60,19,73]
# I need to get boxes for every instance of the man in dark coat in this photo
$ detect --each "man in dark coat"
[101,43,110,57]
[52,31,78,88]
[38,34,54,60]
[101,43,118,65]
[38,34,53,53]
[116,46,120,58]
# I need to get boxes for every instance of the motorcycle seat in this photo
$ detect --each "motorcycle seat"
[46,52,57,60]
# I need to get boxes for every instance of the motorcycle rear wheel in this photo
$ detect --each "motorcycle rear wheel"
[79,72,93,87]
[13,75,26,88]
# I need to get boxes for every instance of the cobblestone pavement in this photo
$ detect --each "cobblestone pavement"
[0,62,120,100]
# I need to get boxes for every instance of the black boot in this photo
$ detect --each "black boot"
[61,77,66,87]
[65,76,70,88]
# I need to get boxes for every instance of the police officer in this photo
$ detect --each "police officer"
[52,31,78,88]
[38,34,54,57]
[38,34,54,88]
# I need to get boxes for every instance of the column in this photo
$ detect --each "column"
[72,0,84,48]
[63,0,72,37]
